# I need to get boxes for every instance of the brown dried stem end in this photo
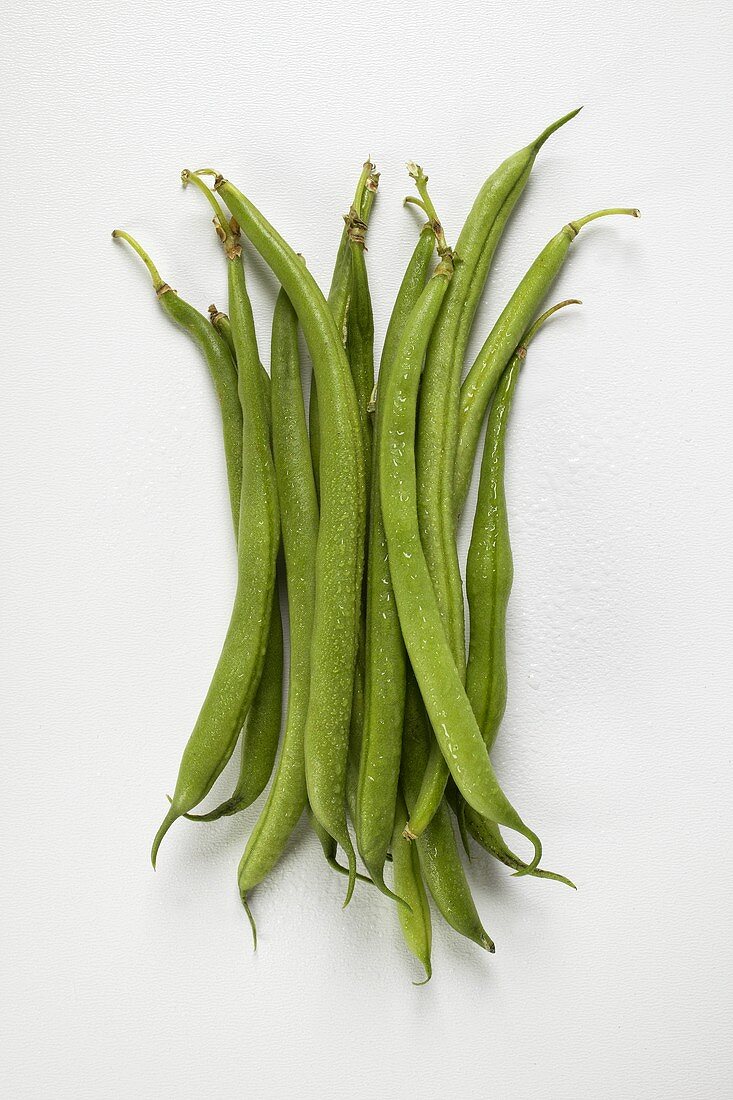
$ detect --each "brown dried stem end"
[344,205,368,249]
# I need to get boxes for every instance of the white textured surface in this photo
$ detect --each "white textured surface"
[1,0,731,1096]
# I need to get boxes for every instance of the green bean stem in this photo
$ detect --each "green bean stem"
[379,254,541,869]
[409,111,581,835]
[212,172,366,905]
[356,223,435,896]
[455,208,640,509]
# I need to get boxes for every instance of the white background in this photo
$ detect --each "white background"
[2,1,731,1096]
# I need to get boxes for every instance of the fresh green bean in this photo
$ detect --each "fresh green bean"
[379,252,541,867]
[310,161,377,495]
[356,223,435,897]
[144,172,279,864]
[402,674,493,951]
[112,232,243,532]
[407,112,581,836]
[113,229,278,865]
[172,175,283,825]
[208,303,272,417]
[184,589,283,821]
[455,207,640,509]
[211,167,366,902]
[237,287,318,933]
[392,792,432,982]
[467,300,580,747]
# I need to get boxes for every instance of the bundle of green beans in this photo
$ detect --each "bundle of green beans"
[114,109,639,980]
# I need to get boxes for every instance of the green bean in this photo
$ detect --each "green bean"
[210,168,367,905]
[173,175,283,825]
[455,207,640,509]
[392,792,432,983]
[379,253,541,869]
[184,589,283,821]
[237,287,318,931]
[402,674,493,952]
[310,161,377,495]
[407,112,581,834]
[208,303,272,417]
[142,172,279,864]
[356,223,435,897]
[112,232,243,532]
[467,300,580,748]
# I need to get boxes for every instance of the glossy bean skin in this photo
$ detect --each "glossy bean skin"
[356,225,435,895]
[174,177,284,826]
[379,256,541,867]
[310,163,377,497]
[113,230,279,863]
[466,300,578,749]
[184,590,283,821]
[392,792,432,982]
[215,174,367,903]
[455,207,640,510]
[401,673,493,951]
[238,288,318,905]
[409,112,581,833]
[150,212,280,863]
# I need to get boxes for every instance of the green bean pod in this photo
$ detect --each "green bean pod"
[455,207,640,509]
[392,792,432,982]
[355,223,435,896]
[113,230,279,865]
[184,589,283,821]
[310,162,377,495]
[213,172,367,904]
[408,112,581,834]
[467,299,580,746]
[379,255,541,867]
[237,287,318,920]
[402,674,493,952]
[147,191,279,861]
[170,177,283,825]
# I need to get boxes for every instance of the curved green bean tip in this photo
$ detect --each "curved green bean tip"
[510,826,542,876]
[519,298,583,355]
[568,207,640,237]
[341,856,357,909]
[182,798,242,822]
[151,805,179,869]
[405,161,449,255]
[531,106,583,151]
[326,856,374,886]
[241,894,258,951]
[112,229,167,294]
[412,963,432,986]
[481,932,496,954]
